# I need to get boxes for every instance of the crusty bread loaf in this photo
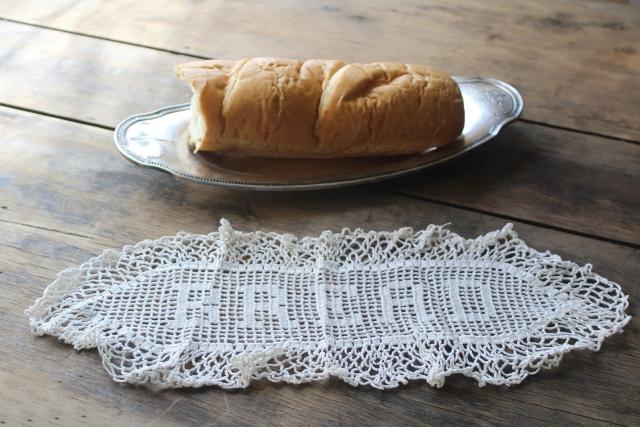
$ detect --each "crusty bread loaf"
[176,58,464,158]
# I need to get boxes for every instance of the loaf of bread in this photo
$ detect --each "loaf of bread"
[176,58,464,158]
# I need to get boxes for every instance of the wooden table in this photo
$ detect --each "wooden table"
[0,1,638,425]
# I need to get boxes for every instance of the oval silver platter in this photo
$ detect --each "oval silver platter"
[114,77,523,191]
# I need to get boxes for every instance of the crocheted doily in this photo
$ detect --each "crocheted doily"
[27,220,630,389]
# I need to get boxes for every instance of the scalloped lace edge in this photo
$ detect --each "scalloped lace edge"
[25,220,631,389]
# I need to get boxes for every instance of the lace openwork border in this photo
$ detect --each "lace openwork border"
[26,220,630,389]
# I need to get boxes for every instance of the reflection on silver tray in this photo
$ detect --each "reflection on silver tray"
[114,77,523,191]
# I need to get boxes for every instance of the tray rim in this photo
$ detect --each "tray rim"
[114,76,524,191]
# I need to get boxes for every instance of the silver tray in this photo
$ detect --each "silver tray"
[114,77,523,191]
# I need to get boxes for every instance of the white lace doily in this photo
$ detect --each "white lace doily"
[27,220,630,389]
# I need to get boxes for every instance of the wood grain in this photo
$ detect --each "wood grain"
[1,1,639,424]
[0,21,190,126]
[1,0,639,140]
[0,20,638,246]
[386,121,640,246]
[0,106,639,426]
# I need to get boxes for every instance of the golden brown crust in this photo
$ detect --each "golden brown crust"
[175,58,464,158]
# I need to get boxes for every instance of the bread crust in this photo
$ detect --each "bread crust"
[176,58,464,158]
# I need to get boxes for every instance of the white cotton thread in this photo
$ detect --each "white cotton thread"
[26,220,631,389]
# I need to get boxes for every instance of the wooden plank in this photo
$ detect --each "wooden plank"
[1,0,639,140]
[385,120,640,246]
[1,107,639,426]
[0,21,190,126]
[3,225,638,426]
[0,21,638,245]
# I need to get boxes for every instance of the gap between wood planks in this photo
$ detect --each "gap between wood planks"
[0,102,115,131]
[519,118,639,146]
[0,17,209,59]
[0,217,104,242]
[1,15,639,147]
[381,188,640,250]
[0,98,638,251]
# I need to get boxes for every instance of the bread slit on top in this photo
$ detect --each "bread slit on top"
[176,57,464,158]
